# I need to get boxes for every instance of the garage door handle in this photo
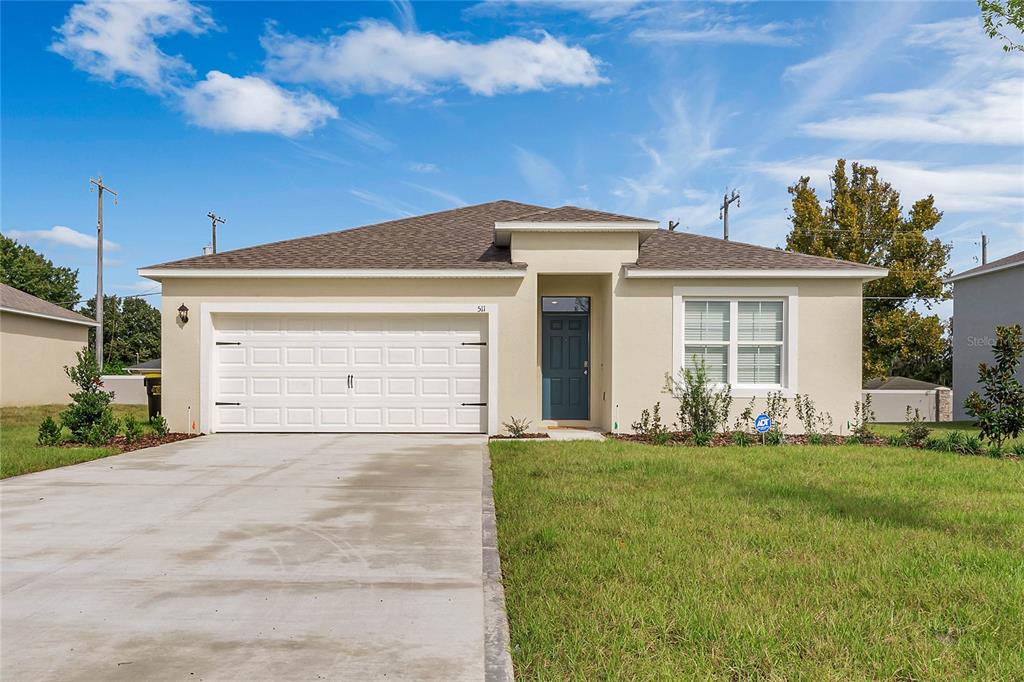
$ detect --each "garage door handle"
[216,342,242,346]
[461,342,487,346]
[347,374,353,388]
[461,402,487,407]
[216,401,241,406]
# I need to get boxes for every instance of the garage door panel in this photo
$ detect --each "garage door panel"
[212,313,486,433]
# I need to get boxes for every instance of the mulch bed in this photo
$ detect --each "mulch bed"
[60,433,199,453]
[610,432,884,447]
[490,433,550,440]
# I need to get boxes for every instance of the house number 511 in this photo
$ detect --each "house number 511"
[477,305,486,312]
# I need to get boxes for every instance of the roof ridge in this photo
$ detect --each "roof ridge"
[648,229,885,270]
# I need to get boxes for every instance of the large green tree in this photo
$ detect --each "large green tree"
[785,160,951,381]
[978,0,1024,52]
[0,235,80,307]
[79,294,161,371]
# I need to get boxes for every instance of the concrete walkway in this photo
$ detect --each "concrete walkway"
[1,433,497,681]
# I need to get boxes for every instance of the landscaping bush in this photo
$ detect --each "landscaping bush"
[502,416,532,438]
[764,390,790,435]
[899,407,931,446]
[631,403,668,441]
[764,429,785,446]
[37,416,63,446]
[123,414,144,444]
[692,430,714,446]
[1008,442,1024,457]
[886,434,908,447]
[60,349,116,442]
[851,394,875,439]
[964,324,1024,449]
[151,414,170,437]
[794,394,833,439]
[664,360,732,436]
[731,430,751,447]
[83,411,120,447]
[925,431,983,455]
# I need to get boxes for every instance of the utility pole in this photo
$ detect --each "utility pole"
[981,232,988,265]
[89,177,117,370]
[207,212,226,254]
[719,189,740,240]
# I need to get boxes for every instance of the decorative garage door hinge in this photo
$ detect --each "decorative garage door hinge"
[461,341,487,346]
[215,401,241,406]
[215,341,242,346]
[461,402,487,406]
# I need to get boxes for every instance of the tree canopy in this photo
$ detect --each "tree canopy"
[0,235,80,307]
[79,294,161,372]
[785,160,951,381]
[978,0,1024,52]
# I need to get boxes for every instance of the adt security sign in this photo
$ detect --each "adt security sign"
[754,413,772,433]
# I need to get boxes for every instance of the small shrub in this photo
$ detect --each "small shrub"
[631,403,668,441]
[851,394,875,439]
[652,431,671,446]
[764,429,785,446]
[845,435,863,445]
[733,398,756,433]
[664,360,732,436]
[764,391,790,434]
[692,430,714,446]
[794,394,833,440]
[60,349,116,442]
[808,433,826,446]
[887,433,908,447]
[961,434,983,455]
[151,414,170,437]
[899,407,931,446]
[732,430,751,447]
[987,445,1004,458]
[926,431,983,455]
[37,416,63,446]
[964,324,1024,449]
[123,414,144,444]
[1008,442,1024,456]
[83,412,120,447]
[502,416,532,438]
[923,435,944,451]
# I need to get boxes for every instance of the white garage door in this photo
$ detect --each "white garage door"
[210,314,486,433]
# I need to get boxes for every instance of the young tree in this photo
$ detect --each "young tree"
[785,160,951,380]
[79,294,161,370]
[978,0,1024,52]
[0,235,80,307]
[964,324,1024,450]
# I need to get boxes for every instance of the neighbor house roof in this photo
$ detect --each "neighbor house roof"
[140,200,884,278]
[945,249,1024,283]
[0,283,98,327]
[864,376,947,391]
[127,358,161,374]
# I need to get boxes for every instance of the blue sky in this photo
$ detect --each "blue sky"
[2,1,1022,318]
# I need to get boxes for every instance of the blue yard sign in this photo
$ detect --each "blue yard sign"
[755,413,772,433]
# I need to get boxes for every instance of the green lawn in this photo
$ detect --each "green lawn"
[1,404,151,479]
[872,420,1024,446]
[490,440,1024,680]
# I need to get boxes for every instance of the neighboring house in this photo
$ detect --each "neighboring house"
[0,283,97,407]
[946,250,1024,421]
[862,376,951,422]
[138,201,886,435]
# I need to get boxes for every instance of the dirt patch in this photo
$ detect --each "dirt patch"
[489,433,549,440]
[58,433,199,453]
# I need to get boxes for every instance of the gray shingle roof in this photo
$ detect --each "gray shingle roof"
[947,249,1024,283]
[0,283,97,326]
[634,230,885,272]
[146,200,544,270]
[143,200,883,274]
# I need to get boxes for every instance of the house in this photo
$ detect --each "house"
[126,358,161,375]
[862,376,951,422]
[946,250,1024,421]
[138,201,887,435]
[0,283,97,407]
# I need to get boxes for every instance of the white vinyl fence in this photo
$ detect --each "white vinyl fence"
[864,388,952,423]
[99,375,148,405]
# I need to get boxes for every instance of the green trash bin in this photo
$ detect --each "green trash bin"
[143,374,162,421]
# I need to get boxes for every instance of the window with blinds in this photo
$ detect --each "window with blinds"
[682,299,786,386]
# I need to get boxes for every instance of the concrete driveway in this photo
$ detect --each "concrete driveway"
[1,433,501,681]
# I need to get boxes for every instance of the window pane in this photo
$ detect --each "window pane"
[684,345,728,383]
[542,297,590,312]
[738,301,783,342]
[684,301,730,341]
[738,345,781,384]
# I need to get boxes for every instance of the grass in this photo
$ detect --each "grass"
[490,440,1024,680]
[872,420,1024,446]
[1,404,152,479]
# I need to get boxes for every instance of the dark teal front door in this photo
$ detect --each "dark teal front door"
[542,312,590,420]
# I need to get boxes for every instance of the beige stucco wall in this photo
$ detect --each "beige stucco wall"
[0,312,89,407]
[154,231,866,435]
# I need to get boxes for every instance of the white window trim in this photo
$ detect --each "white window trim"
[672,286,798,397]
[198,302,499,435]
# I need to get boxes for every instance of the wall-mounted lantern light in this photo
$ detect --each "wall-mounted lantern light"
[177,304,189,325]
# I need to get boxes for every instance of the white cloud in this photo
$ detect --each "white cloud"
[408,162,439,173]
[631,22,796,47]
[114,280,160,294]
[513,146,565,200]
[470,0,650,22]
[50,0,215,92]
[402,182,467,207]
[800,78,1024,145]
[261,21,604,96]
[6,225,119,250]
[349,189,418,218]
[182,71,338,136]
[751,157,1024,214]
